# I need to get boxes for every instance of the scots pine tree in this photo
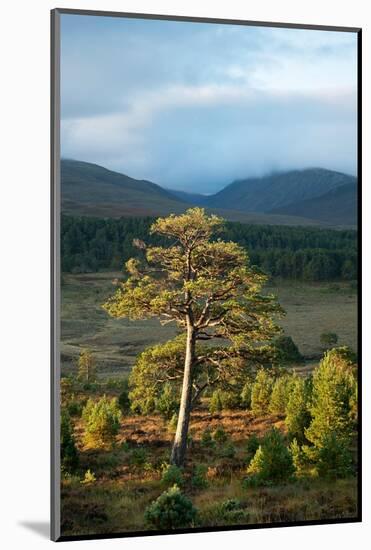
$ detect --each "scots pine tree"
[104,208,283,466]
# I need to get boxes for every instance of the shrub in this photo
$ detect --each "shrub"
[156,383,178,420]
[61,409,79,474]
[209,389,223,413]
[201,427,216,449]
[285,376,311,444]
[290,438,307,475]
[315,433,353,479]
[240,380,253,409]
[305,347,356,449]
[251,369,273,416]
[80,469,96,485]
[245,434,260,462]
[219,442,236,459]
[213,426,228,445]
[161,463,184,487]
[320,332,338,349]
[82,395,121,449]
[246,428,295,484]
[130,448,147,466]
[192,464,209,489]
[273,335,303,365]
[118,379,131,413]
[144,486,198,529]
[269,375,293,415]
[77,349,96,382]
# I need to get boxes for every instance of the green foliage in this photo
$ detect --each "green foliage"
[240,380,253,409]
[77,349,96,382]
[246,428,295,484]
[251,369,274,416]
[128,338,184,415]
[269,375,293,415]
[320,332,339,348]
[209,390,223,413]
[209,389,240,413]
[315,433,353,479]
[82,395,121,449]
[161,464,184,487]
[118,379,131,413]
[156,383,179,420]
[61,409,79,474]
[191,464,209,489]
[219,442,236,459]
[213,426,228,445]
[129,448,147,467]
[305,347,357,449]
[246,434,261,462]
[201,427,216,449]
[273,335,303,365]
[80,469,96,485]
[285,376,312,444]
[144,485,198,530]
[289,438,307,475]
[61,214,357,282]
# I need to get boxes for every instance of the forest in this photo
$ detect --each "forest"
[60,209,359,536]
[61,215,357,281]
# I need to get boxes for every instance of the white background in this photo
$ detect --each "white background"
[0,0,369,548]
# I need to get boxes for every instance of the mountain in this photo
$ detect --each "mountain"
[61,160,356,227]
[61,159,188,217]
[205,168,356,214]
[270,182,357,226]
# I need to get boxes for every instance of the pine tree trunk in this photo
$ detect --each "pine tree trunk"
[170,322,195,467]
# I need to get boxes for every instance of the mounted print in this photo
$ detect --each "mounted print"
[51,8,361,541]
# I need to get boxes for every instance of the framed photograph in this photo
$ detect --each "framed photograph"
[51,8,361,542]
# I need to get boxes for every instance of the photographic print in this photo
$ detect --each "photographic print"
[51,9,361,541]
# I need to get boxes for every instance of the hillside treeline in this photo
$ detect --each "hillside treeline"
[61,215,357,281]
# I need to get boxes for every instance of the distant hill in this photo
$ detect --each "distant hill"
[270,182,357,225]
[205,168,356,215]
[166,189,210,205]
[61,159,188,217]
[61,160,356,227]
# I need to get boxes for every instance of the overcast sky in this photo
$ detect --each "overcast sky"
[61,14,358,194]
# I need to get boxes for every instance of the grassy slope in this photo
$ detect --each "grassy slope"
[61,399,358,535]
[61,273,357,377]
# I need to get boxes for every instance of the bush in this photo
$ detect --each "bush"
[77,349,96,382]
[273,335,303,365]
[213,426,228,445]
[80,469,96,485]
[161,464,184,487]
[240,380,253,409]
[201,427,216,449]
[305,347,357,449]
[315,433,353,479]
[82,395,121,449]
[61,409,79,474]
[118,379,131,413]
[269,375,293,415]
[285,376,311,444]
[219,442,236,459]
[129,447,147,467]
[191,464,209,489]
[156,383,178,420]
[245,434,260,462]
[320,332,338,349]
[246,428,295,484]
[290,438,307,475]
[209,389,223,413]
[144,486,198,529]
[251,369,273,416]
